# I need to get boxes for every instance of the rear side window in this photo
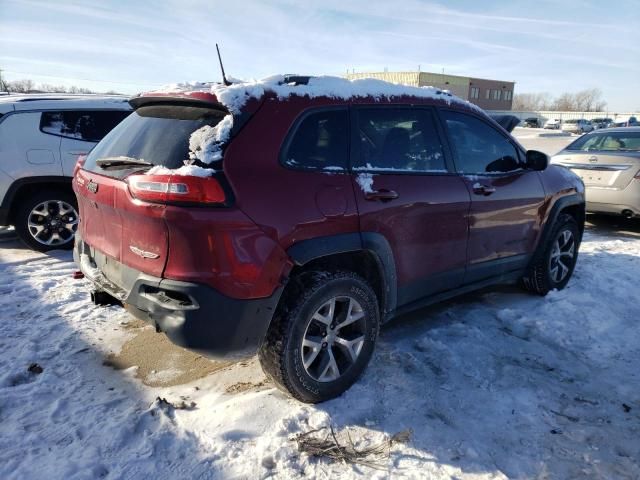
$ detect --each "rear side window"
[282,108,349,171]
[40,110,130,142]
[354,107,446,172]
[441,110,521,174]
[84,105,226,178]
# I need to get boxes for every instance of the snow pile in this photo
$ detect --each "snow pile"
[188,113,233,164]
[146,164,213,178]
[356,173,374,193]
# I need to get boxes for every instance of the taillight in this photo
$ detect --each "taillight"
[73,155,87,177]
[127,174,226,204]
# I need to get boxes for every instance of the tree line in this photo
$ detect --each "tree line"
[512,88,607,112]
[1,77,120,95]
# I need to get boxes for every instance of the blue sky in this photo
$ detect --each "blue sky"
[1,0,638,110]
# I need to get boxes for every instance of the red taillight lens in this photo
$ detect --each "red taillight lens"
[127,174,226,204]
[73,155,87,177]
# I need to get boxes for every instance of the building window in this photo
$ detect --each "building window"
[493,90,502,100]
[470,87,479,99]
[485,89,491,99]
[504,90,512,101]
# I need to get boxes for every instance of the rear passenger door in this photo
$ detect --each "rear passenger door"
[351,106,471,308]
[439,109,546,283]
[41,110,130,176]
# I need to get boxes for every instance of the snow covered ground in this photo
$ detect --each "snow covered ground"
[1,219,639,479]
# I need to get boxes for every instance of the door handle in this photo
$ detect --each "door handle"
[364,189,399,202]
[472,183,496,196]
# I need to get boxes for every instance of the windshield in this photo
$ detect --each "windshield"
[84,104,227,178]
[566,132,640,152]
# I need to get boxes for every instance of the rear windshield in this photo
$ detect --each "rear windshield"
[566,131,640,152]
[84,104,226,177]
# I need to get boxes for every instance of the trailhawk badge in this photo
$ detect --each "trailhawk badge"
[129,245,160,259]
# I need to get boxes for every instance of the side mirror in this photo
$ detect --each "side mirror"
[526,150,549,171]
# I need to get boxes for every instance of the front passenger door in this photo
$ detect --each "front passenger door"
[439,109,546,284]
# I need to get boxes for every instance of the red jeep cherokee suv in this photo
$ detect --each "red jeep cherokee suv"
[73,75,585,403]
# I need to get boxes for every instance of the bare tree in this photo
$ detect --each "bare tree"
[512,92,552,111]
[5,79,35,93]
[514,88,607,112]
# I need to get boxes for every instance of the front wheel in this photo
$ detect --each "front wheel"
[14,189,79,252]
[522,213,580,295]
[259,271,379,403]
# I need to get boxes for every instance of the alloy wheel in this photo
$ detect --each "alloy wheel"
[27,200,78,247]
[301,296,367,383]
[549,229,575,283]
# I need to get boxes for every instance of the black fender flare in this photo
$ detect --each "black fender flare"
[536,193,585,254]
[286,232,398,317]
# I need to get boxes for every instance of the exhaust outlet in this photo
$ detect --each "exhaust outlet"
[622,209,634,219]
[90,290,121,306]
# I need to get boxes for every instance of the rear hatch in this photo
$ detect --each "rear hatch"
[552,130,640,189]
[74,101,229,280]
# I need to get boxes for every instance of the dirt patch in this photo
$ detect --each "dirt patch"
[104,324,230,387]
[225,380,269,394]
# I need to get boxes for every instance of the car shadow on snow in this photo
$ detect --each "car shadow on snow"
[309,246,640,479]
[586,213,640,240]
[0,239,220,479]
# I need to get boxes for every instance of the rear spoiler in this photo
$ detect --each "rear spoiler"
[129,95,228,112]
[489,114,520,133]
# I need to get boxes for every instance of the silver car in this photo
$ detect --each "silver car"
[551,127,640,218]
[561,119,594,134]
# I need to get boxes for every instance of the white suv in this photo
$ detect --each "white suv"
[0,94,131,251]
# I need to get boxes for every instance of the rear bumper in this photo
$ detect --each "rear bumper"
[74,239,283,359]
[586,183,640,216]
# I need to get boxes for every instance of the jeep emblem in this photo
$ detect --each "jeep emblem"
[87,180,99,193]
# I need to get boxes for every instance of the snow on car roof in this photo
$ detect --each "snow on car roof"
[150,74,480,114]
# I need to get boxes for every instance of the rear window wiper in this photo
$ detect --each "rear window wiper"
[96,156,154,169]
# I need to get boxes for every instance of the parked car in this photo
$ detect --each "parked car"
[0,94,131,251]
[591,117,613,129]
[612,116,639,128]
[544,118,561,129]
[551,127,640,218]
[562,119,594,134]
[522,117,541,128]
[74,76,585,403]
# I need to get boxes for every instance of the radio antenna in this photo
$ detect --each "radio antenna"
[216,44,231,86]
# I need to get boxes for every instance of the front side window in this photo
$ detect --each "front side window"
[441,110,521,174]
[40,110,130,142]
[282,108,349,171]
[354,107,447,173]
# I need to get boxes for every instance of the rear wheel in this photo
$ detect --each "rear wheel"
[522,213,580,295]
[14,189,78,252]
[258,271,379,403]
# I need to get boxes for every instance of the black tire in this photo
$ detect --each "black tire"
[522,213,580,295]
[258,271,379,403]
[14,189,78,252]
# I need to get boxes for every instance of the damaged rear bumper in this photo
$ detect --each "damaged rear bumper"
[74,238,283,359]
